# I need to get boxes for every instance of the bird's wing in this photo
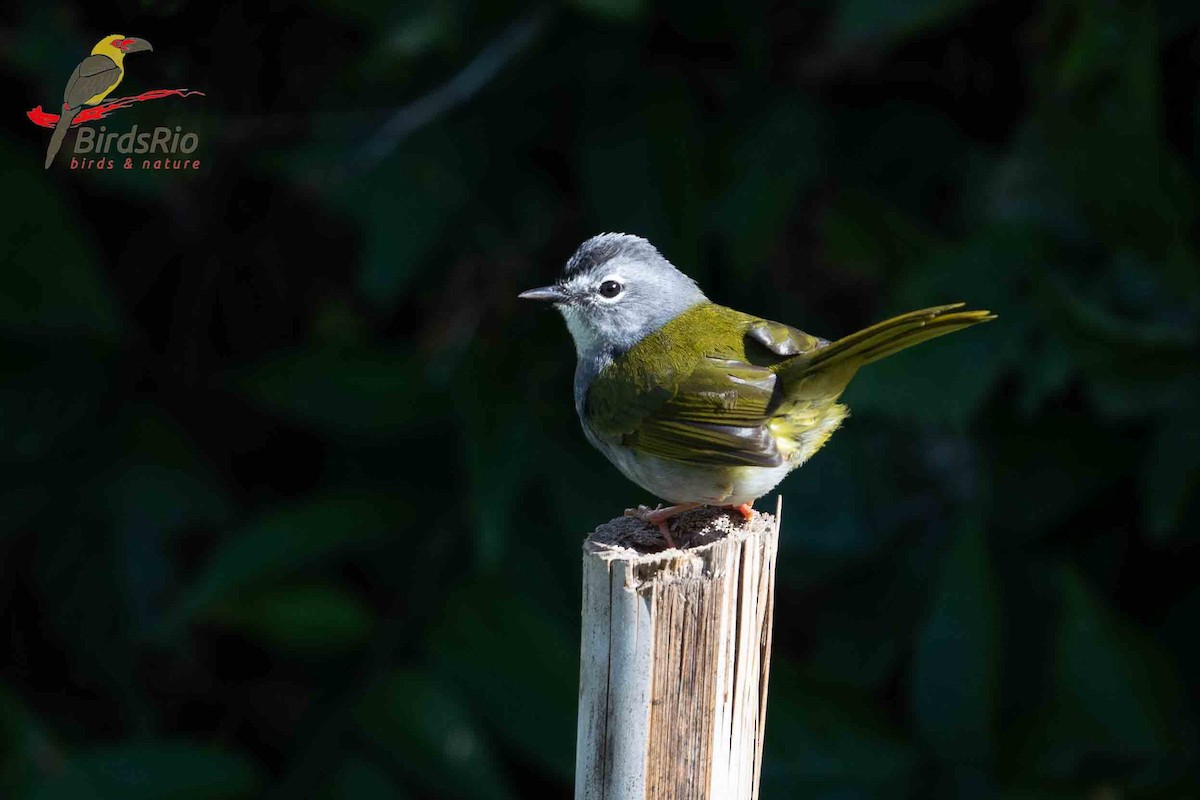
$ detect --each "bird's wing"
[588,354,785,468]
[63,55,121,109]
[745,319,825,358]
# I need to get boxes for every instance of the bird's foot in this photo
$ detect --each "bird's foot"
[623,502,702,526]
[623,502,701,549]
[727,502,754,521]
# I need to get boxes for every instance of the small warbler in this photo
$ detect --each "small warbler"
[521,233,994,546]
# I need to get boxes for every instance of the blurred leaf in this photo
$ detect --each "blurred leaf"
[580,80,705,266]
[714,98,824,270]
[1141,415,1200,541]
[205,583,376,654]
[165,490,403,632]
[809,621,902,691]
[762,660,916,796]
[331,756,409,800]
[273,121,484,310]
[1056,569,1184,752]
[831,102,980,220]
[121,405,228,478]
[644,81,707,270]
[381,8,453,59]
[0,339,111,463]
[312,298,369,348]
[1040,276,1197,372]
[783,427,880,559]
[1015,568,1193,783]
[351,130,482,307]
[983,125,1091,239]
[0,684,51,798]
[1036,274,1199,419]
[986,416,1129,541]
[999,785,1102,800]
[26,518,150,724]
[0,138,119,338]
[1157,0,1200,37]
[312,0,410,28]
[996,559,1060,744]
[355,670,516,800]
[819,189,943,281]
[832,0,984,49]
[77,407,235,637]
[1159,585,1200,701]
[426,575,576,779]
[891,226,1032,313]
[843,232,1027,427]
[1018,330,1076,416]
[231,347,441,436]
[581,122,666,242]
[463,434,527,567]
[808,559,925,692]
[573,0,644,22]
[1036,0,1200,283]
[453,353,539,568]
[844,319,1011,427]
[23,742,261,800]
[104,463,231,638]
[1084,373,1200,422]
[911,521,999,765]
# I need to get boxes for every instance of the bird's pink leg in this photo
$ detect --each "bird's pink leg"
[624,503,702,549]
[654,522,676,549]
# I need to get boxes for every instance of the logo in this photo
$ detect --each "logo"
[28,34,205,170]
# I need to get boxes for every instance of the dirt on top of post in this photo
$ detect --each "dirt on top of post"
[586,503,778,558]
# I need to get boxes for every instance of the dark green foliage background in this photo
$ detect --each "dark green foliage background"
[2,1,1199,797]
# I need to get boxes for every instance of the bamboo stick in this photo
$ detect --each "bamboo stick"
[575,498,781,800]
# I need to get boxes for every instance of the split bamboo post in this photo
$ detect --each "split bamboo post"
[575,497,781,800]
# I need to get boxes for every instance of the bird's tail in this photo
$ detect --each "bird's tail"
[45,107,79,169]
[783,303,996,383]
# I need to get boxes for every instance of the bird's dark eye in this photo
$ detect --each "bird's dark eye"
[598,279,623,298]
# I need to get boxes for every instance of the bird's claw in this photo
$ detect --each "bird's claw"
[624,505,678,548]
[623,503,663,520]
[624,505,676,547]
[623,502,705,549]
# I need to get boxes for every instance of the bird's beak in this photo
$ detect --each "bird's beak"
[126,38,153,53]
[518,285,567,303]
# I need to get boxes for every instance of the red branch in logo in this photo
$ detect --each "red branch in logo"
[26,89,205,128]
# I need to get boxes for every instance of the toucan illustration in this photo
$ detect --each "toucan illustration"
[44,34,153,169]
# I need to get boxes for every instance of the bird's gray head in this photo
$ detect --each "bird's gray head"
[519,233,706,360]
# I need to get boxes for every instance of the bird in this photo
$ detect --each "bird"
[520,233,994,547]
[44,34,154,169]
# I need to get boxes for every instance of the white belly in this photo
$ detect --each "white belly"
[583,407,848,506]
[593,439,794,506]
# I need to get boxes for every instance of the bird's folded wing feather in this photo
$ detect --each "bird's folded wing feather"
[589,355,785,468]
[745,319,825,357]
[64,55,121,108]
